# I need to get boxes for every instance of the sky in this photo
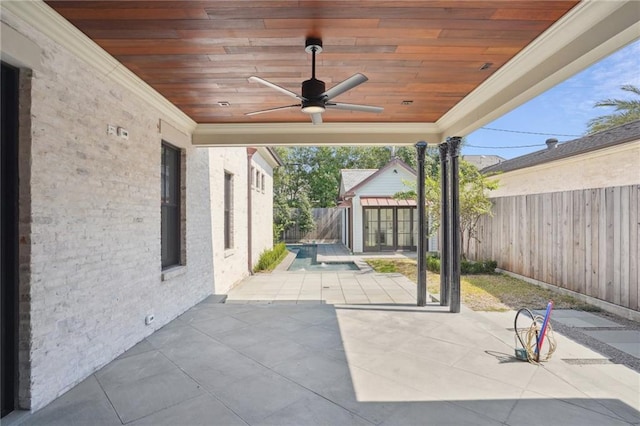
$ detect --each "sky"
[463,38,640,160]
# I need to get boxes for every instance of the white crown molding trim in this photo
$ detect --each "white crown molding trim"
[193,122,442,147]
[2,1,197,134]
[438,0,640,137]
[255,147,282,168]
[1,20,42,70]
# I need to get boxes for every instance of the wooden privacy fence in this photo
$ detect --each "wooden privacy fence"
[283,207,342,243]
[466,185,639,311]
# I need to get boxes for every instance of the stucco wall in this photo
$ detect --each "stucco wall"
[2,9,214,411]
[490,141,640,197]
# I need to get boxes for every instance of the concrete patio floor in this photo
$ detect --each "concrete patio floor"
[17,266,640,425]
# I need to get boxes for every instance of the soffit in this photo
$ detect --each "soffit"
[8,1,640,145]
[43,0,578,126]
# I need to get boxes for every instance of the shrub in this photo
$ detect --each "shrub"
[425,255,496,275]
[462,259,497,274]
[427,256,440,273]
[254,243,288,272]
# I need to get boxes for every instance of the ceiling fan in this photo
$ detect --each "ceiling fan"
[246,37,383,125]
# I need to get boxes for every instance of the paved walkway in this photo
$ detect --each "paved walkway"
[14,245,640,425]
[227,271,419,305]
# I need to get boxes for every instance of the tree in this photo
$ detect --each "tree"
[587,84,640,134]
[293,192,315,235]
[458,161,499,257]
[273,189,293,242]
[395,159,499,258]
[274,146,407,208]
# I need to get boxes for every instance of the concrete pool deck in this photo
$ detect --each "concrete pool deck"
[249,244,420,304]
[13,245,639,425]
[19,294,640,426]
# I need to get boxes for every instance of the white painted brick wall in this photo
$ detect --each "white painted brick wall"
[251,153,275,265]
[208,148,250,294]
[207,149,276,294]
[3,11,213,411]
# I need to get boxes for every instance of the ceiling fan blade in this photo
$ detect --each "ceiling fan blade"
[310,113,323,125]
[322,73,368,101]
[248,76,302,100]
[246,104,301,116]
[326,103,383,113]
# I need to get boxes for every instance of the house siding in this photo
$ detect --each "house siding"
[489,141,640,197]
[3,10,214,411]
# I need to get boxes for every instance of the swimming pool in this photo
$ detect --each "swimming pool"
[286,244,359,272]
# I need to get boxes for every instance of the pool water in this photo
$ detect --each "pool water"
[287,244,359,272]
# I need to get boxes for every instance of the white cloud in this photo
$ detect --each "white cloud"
[466,40,640,158]
[565,39,640,104]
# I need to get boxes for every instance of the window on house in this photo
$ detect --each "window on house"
[256,170,260,191]
[250,166,255,188]
[161,142,181,268]
[224,172,233,249]
[261,174,265,192]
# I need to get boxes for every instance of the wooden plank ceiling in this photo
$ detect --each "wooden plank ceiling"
[45,1,579,125]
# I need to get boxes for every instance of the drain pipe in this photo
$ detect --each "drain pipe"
[247,148,257,274]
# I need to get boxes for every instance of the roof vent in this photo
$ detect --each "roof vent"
[546,138,558,150]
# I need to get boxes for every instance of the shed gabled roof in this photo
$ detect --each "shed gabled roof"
[482,120,640,174]
[340,169,378,196]
[339,157,416,199]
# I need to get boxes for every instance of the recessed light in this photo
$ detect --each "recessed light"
[401,100,413,105]
[218,101,231,107]
[479,62,493,71]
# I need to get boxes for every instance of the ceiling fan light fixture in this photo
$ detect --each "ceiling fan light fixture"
[301,100,326,114]
[301,105,325,114]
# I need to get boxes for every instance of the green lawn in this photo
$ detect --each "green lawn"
[365,258,596,312]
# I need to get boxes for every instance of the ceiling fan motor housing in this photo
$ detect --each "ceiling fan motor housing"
[305,37,323,53]
[302,78,326,101]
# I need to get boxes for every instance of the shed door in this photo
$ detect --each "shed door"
[364,208,394,251]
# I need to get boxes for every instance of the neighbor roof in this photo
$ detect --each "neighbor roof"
[482,120,640,174]
[462,155,505,170]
